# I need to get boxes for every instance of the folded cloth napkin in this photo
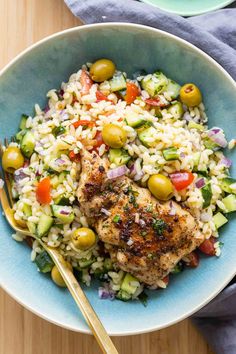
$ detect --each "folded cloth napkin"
[65,1,236,353]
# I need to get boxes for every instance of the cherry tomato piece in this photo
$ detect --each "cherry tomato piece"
[72,120,95,129]
[125,82,140,104]
[170,171,194,191]
[199,237,216,256]
[93,131,105,150]
[145,98,167,107]
[96,91,110,102]
[184,251,199,268]
[80,69,93,95]
[36,177,51,204]
[69,151,80,162]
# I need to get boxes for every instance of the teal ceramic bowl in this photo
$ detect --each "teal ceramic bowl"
[0,23,236,335]
[141,0,235,16]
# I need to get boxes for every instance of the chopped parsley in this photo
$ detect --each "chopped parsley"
[145,204,153,212]
[138,292,148,307]
[113,215,121,223]
[152,218,167,236]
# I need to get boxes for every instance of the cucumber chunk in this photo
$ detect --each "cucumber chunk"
[165,80,181,99]
[78,257,96,269]
[116,289,132,302]
[220,177,236,194]
[109,72,126,92]
[108,148,131,166]
[167,102,184,119]
[138,126,157,147]
[125,111,146,128]
[51,205,75,223]
[121,273,139,295]
[54,195,70,206]
[27,221,36,234]
[35,251,54,273]
[19,114,28,130]
[213,212,228,229]
[36,214,53,238]
[188,121,205,131]
[203,138,219,151]
[141,71,168,96]
[162,147,179,161]
[222,194,236,213]
[201,183,212,209]
[20,130,35,158]
[23,203,32,217]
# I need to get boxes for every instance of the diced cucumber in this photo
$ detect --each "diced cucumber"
[54,195,70,206]
[222,194,236,213]
[50,175,59,188]
[51,205,74,223]
[203,138,219,151]
[36,214,53,238]
[104,258,113,271]
[201,183,212,209]
[162,147,179,161]
[35,251,54,273]
[125,111,146,128]
[19,114,28,130]
[108,149,131,166]
[213,212,228,229]
[52,126,66,137]
[220,177,236,194]
[121,273,139,295]
[193,152,201,170]
[16,130,26,143]
[58,171,68,183]
[138,126,157,147]
[116,289,132,302]
[167,102,184,119]
[78,257,96,269]
[141,71,168,96]
[27,221,36,234]
[188,121,205,131]
[171,262,184,274]
[109,72,127,92]
[23,203,32,217]
[20,130,35,158]
[165,80,181,99]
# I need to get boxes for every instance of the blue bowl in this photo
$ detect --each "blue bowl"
[0,23,235,335]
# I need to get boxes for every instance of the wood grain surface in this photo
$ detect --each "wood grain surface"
[0,1,215,353]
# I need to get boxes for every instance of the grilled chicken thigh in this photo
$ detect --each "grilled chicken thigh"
[77,150,204,287]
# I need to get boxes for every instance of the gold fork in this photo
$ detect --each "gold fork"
[0,139,118,354]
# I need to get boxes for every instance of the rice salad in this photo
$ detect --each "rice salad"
[2,58,236,303]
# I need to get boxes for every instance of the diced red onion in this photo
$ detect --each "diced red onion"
[98,286,115,300]
[219,156,232,168]
[129,163,136,177]
[127,238,134,246]
[107,165,129,179]
[169,201,176,216]
[139,219,146,227]
[44,105,50,113]
[14,168,29,183]
[100,208,111,216]
[207,128,227,148]
[195,178,205,189]
[180,152,186,159]
[55,158,66,166]
[60,210,70,215]
[133,171,144,181]
[183,112,192,122]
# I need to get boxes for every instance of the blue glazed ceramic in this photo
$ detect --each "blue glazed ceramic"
[0,23,235,335]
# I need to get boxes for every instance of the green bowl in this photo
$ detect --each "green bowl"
[0,23,235,335]
[141,0,235,16]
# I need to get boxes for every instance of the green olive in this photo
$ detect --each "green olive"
[72,227,96,251]
[51,262,72,287]
[2,146,24,173]
[90,59,116,82]
[148,174,174,201]
[102,124,127,148]
[180,83,202,107]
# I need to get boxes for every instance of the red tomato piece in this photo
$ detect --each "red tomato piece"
[72,120,95,129]
[96,91,110,102]
[91,131,106,151]
[199,237,216,256]
[170,171,194,191]
[162,275,169,285]
[184,251,199,268]
[69,151,80,162]
[145,98,167,107]
[36,177,51,204]
[80,69,93,95]
[125,82,140,104]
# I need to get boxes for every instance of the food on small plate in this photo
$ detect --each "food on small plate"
[2,59,235,304]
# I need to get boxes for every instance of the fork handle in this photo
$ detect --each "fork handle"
[46,247,119,354]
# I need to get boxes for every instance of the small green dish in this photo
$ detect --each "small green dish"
[141,0,235,16]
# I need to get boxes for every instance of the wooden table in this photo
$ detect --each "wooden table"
[0,1,215,353]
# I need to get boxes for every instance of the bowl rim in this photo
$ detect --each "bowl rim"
[140,0,235,16]
[0,22,236,336]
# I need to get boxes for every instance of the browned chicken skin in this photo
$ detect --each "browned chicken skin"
[77,150,204,287]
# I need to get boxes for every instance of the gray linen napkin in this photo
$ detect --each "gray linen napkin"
[65,1,236,352]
